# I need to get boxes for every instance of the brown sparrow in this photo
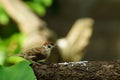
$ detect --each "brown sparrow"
[18,42,55,63]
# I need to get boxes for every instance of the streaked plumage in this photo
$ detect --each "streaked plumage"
[18,42,55,63]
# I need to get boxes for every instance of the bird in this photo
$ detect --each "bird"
[18,42,55,63]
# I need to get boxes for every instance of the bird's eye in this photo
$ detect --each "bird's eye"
[47,45,51,48]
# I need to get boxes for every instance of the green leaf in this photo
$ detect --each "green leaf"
[27,2,46,16]
[0,5,9,25]
[0,13,9,25]
[0,38,6,51]
[33,0,42,3]
[0,61,36,80]
[42,0,53,7]
[6,56,25,65]
[5,33,25,55]
[0,52,6,65]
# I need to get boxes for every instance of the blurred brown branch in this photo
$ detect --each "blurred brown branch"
[31,60,120,80]
[0,0,56,50]
[57,18,94,61]
[0,0,42,34]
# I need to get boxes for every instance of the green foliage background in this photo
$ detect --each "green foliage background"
[0,0,53,79]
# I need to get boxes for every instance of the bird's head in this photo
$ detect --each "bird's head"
[43,42,55,50]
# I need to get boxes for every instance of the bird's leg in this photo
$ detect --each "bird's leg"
[26,56,39,65]
[28,59,40,65]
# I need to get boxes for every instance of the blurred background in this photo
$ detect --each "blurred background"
[0,0,120,66]
[44,0,120,61]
